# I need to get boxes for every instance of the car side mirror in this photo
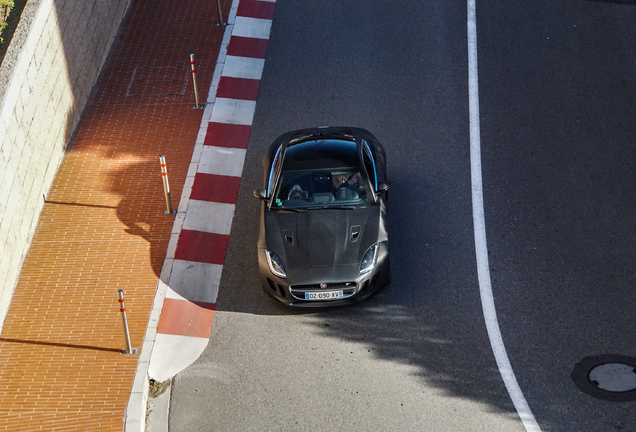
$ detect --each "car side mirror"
[376,182,391,193]
[253,187,268,200]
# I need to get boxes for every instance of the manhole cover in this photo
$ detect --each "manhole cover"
[589,363,636,392]
[126,66,189,97]
[571,354,636,401]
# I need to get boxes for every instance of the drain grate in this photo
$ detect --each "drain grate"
[126,66,189,97]
[571,354,636,401]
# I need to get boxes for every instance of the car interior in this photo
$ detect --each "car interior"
[275,169,366,207]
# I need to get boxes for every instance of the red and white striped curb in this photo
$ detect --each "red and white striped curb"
[150,0,276,382]
[125,0,276,429]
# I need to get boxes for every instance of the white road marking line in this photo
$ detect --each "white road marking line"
[467,1,542,431]
[167,260,222,304]
[182,200,236,235]
[233,16,273,40]
[131,0,253,428]
[198,145,247,177]
[223,55,265,80]
[148,334,210,383]
[210,97,257,125]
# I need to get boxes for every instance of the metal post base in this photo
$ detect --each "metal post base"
[164,210,177,215]
[121,348,138,355]
[192,105,204,110]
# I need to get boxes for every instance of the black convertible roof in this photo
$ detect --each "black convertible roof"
[282,138,359,171]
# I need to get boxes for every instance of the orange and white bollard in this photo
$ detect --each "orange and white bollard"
[117,290,137,355]
[190,54,202,109]
[159,156,176,215]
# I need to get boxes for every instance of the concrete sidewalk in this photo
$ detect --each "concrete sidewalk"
[0,0,230,430]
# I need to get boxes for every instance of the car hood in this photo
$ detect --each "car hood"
[262,204,387,270]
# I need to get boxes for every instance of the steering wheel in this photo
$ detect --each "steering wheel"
[287,185,307,200]
[336,185,359,200]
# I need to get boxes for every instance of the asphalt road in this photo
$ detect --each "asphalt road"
[169,1,636,431]
[477,1,636,431]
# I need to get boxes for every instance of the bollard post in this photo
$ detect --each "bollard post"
[159,156,177,215]
[117,290,137,355]
[215,0,227,26]
[190,54,203,110]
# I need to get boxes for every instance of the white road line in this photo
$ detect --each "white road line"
[223,55,265,80]
[210,97,257,125]
[233,16,273,40]
[148,334,210,383]
[167,260,222,304]
[467,1,542,431]
[182,200,236,235]
[198,146,247,177]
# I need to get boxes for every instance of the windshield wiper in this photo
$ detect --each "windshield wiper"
[307,205,357,210]
[270,206,307,213]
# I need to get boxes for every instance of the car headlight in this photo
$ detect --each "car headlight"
[359,243,379,274]
[265,250,287,278]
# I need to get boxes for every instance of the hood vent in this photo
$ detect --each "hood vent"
[282,229,294,246]
[350,225,361,242]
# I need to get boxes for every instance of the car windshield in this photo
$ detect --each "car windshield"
[271,138,368,209]
[272,169,368,209]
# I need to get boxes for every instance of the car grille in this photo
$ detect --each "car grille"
[289,282,358,301]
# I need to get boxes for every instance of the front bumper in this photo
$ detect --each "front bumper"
[257,242,390,307]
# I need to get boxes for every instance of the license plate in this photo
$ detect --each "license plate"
[305,291,343,300]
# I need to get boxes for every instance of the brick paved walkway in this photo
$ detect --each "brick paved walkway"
[0,0,231,430]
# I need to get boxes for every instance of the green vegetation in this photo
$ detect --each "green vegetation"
[0,1,15,43]
[0,0,26,65]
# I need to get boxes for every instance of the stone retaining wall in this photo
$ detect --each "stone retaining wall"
[0,0,131,327]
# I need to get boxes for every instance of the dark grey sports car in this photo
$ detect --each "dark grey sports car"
[253,126,391,307]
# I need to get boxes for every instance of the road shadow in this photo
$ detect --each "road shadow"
[212,159,523,417]
[584,0,636,4]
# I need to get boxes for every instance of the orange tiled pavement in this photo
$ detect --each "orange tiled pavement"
[0,0,232,430]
